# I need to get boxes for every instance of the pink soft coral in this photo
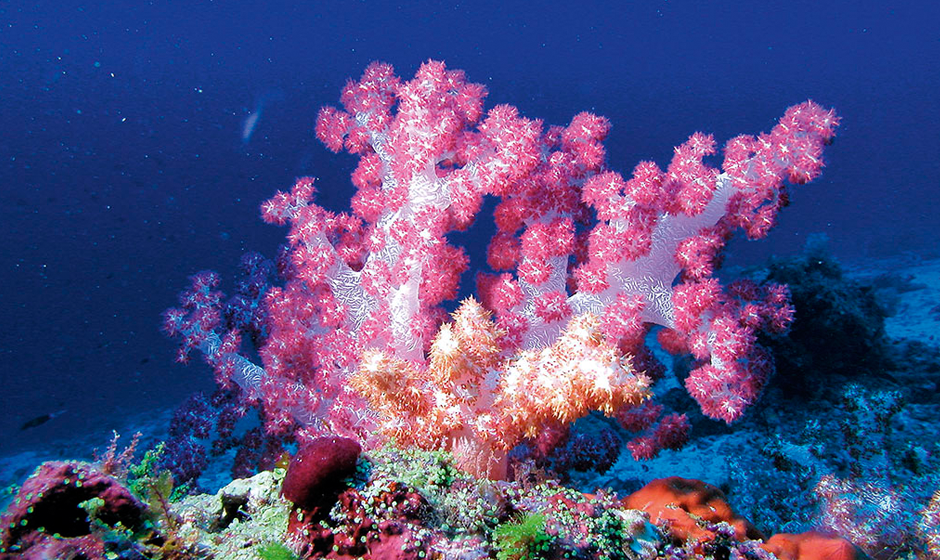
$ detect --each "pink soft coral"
[165,60,838,474]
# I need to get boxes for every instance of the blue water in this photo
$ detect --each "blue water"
[0,1,937,455]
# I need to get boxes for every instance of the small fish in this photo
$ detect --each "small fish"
[241,89,284,144]
[20,409,67,430]
[242,109,261,143]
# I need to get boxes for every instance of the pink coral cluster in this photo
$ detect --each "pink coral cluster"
[165,60,838,478]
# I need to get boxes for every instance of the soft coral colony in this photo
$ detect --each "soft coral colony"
[163,60,838,482]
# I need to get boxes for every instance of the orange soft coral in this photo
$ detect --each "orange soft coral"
[350,297,651,479]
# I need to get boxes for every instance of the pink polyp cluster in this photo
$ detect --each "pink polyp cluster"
[166,60,838,474]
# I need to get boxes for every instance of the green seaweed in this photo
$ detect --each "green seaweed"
[493,513,553,560]
[256,541,300,560]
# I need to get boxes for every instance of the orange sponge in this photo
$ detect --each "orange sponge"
[762,532,861,560]
[622,476,763,545]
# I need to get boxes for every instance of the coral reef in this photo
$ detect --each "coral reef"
[14,60,931,559]
[1,444,875,559]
